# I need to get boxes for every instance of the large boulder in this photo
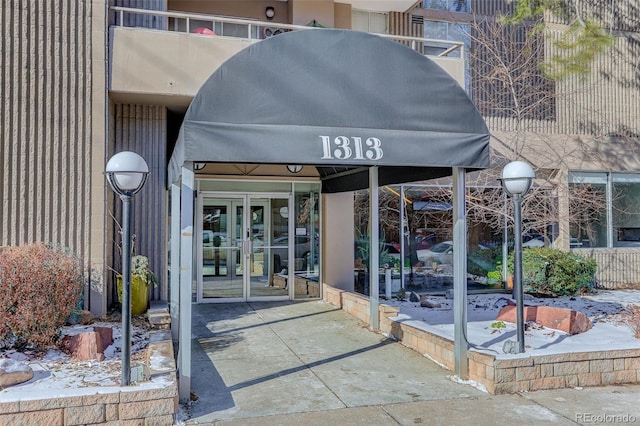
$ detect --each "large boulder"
[497,305,592,335]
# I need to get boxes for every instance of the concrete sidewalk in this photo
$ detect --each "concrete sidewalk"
[184,300,640,425]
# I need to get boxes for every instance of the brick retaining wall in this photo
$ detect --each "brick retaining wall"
[323,284,640,394]
[0,331,178,425]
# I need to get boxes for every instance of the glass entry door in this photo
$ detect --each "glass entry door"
[198,193,291,302]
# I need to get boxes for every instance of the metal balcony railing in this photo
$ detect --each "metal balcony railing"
[110,6,465,58]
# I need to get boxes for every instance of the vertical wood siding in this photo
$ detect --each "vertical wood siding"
[111,104,167,299]
[0,0,92,263]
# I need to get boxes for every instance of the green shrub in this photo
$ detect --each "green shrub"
[468,247,502,277]
[508,247,597,297]
[487,270,502,282]
[0,243,84,350]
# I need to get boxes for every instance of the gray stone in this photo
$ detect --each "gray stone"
[0,358,34,387]
[409,291,420,303]
[420,300,442,308]
[503,340,519,354]
[493,297,515,309]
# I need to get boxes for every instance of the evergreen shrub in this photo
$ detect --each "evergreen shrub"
[509,247,597,297]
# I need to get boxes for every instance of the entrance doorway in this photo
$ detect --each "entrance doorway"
[196,193,292,302]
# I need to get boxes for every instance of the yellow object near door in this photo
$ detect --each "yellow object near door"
[116,275,150,316]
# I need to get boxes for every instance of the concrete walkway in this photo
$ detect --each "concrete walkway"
[184,300,640,425]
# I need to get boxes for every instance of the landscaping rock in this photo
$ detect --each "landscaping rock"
[61,329,113,361]
[409,291,420,303]
[502,340,518,354]
[0,358,34,387]
[496,305,592,335]
[420,298,441,308]
[536,306,592,334]
[497,305,538,323]
[67,310,94,325]
[92,326,114,353]
[492,297,515,309]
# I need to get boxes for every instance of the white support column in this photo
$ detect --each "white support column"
[452,167,468,379]
[178,163,194,403]
[369,166,379,331]
[170,183,181,343]
[606,173,613,248]
[555,169,571,250]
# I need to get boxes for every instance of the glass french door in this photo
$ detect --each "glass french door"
[197,193,291,302]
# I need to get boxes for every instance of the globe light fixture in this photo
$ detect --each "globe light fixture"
[105,151,149,385]
[499,161,534,354]
[106,151,149,196]
[265,6,275,20]
[287,164,303,174]
[501,161,535,196]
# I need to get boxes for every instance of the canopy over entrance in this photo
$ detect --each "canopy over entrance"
[168,29,490,191]
[171,29,490,401]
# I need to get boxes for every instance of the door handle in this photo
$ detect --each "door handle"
[243,239,253,257]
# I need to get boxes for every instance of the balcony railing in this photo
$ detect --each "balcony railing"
[110,6,464,58]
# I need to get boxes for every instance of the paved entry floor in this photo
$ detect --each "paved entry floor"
[186,300,482,423]
[184,300,640,425]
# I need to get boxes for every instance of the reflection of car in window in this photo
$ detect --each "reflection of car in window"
[417,241,489,265]
[522,236,545,248]
[272,234,319,270]
[417,241,454,264]
[414,234,436,250]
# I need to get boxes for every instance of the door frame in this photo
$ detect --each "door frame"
[196,191,294,303]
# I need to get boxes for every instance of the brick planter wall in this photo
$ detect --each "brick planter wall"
[0,331,178,425]
[323,285,640,394]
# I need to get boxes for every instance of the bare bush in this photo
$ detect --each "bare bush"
[0,243,84,351]
[626,305,640,339]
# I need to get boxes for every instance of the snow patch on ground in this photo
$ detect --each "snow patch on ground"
[386,290,640,358]
[0,318,153,400]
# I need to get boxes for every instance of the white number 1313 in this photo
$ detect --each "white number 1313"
[320,136,384,161]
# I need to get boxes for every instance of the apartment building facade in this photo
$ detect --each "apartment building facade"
[0,0,473,316]
[1,0,638,320]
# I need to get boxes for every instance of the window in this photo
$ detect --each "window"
[569,172,640,248]
[612,174,640,247]
[569,173,608,248]
[352,9,388,34]
[424,19,470,88]
[423,20,469,57]
[423,0,469,12]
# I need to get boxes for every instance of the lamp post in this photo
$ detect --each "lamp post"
[105,151,149,385]
[500,161,534,354]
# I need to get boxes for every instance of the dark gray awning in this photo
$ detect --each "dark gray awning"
[169,29,490,192]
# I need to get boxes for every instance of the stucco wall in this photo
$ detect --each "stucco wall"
[109,104,168,303]
[0,0,110,315]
